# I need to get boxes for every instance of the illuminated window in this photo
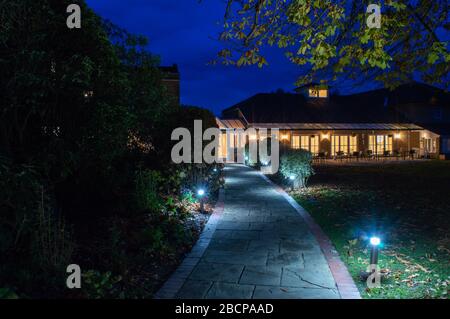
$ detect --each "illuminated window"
[309,88,328,98]
[292,135,319,154]
[300,136,309,151]
[292,136,300,149]
[369,135,393,154]
[310,136,319,155]
[349,136,358,153]
[332,135,355,155]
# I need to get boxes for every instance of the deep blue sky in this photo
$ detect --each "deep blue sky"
[86,1,448,115]
[86,0,307,115]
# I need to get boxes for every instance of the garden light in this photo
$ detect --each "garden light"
[369,236,381,267]
[370,236,381,246]
[197,189,205,213]
[213,168,217,172]
[289,175,296,180]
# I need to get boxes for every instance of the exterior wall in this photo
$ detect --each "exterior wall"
[419,130,440,158]
[278,129,422,156]
[217,128,443,160]
[161,78,180,106]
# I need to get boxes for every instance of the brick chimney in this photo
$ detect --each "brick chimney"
[159,64,180,106]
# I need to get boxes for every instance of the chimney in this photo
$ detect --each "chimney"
[159,64,180,106]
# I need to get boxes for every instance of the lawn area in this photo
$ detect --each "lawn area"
[289,161,450,299]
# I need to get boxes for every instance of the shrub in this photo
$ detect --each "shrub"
[0,157,75,296]
[0,288,18,299]
[279,149,314,189]
[82,270,123,299]
[32,191,75,276]
[134,169,163,213]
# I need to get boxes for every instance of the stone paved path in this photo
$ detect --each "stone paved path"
[175,164,340,299]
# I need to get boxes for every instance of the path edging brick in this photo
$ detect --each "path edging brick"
[154,188,225,299]
[259,173,362,299]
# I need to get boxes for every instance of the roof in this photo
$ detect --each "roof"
[158,64,179,79]
[216,118,246,129]
[222,82,449,126]
[418,123,450,136]
[250,123,423,130]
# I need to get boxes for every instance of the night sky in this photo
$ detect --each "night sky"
[85,0,312,115]
[86,1,447,116]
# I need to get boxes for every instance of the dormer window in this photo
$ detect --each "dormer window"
[309,87,328,98]
[294,83,330,98]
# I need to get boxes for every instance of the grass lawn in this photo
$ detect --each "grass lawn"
[288,161,449,299]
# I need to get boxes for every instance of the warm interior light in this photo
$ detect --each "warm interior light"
[309,88,328,98]
[370,237,381,246]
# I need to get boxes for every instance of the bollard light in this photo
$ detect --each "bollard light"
[197,189,205,213]
[370,236,381,246]
[369,236,381,268]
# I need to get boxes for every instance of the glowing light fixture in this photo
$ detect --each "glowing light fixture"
[281,134,289,140]
[370,236,381,246]
[369,236,381,267]
[321,133,330,140]
[394,133,401,139]
[197,189,205,213]
[289,175,296,180]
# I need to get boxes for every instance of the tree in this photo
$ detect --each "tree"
[279,149,314,189]
[216,0,449,89]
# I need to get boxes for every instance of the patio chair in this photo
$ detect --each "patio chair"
[409,149,416,160]
[383,150,391,159]
[393,150,401,160]
[352,151,360,161]
[317,151,327,163]
[335,151,345,161]
[366,150,374,160]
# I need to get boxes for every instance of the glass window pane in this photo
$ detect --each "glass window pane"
[350,136,358,153]
[292,136,300,149]
[310,136,319,155]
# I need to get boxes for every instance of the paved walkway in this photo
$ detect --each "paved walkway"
[172,164,341,299]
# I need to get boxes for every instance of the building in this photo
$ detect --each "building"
[218,82,450,160]
[159,64,180,106]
